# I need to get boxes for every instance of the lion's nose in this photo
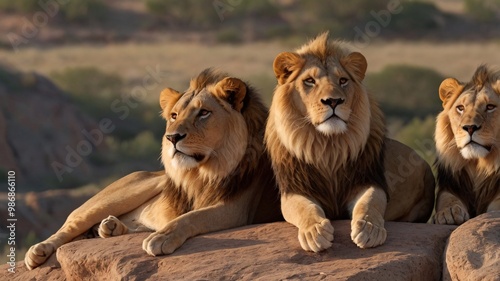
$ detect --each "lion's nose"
[462,125,480,136]
[321,98,345,109]
[166,133,186,145]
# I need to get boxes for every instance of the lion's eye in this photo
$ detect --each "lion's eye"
[339,77,349,88]
[170,113,177,121]
[486,104,496,112]
[456,105,464,114]
[198,109,211,119]
[303,77,315,87]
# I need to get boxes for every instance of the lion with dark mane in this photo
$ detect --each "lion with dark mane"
[265,33,435,252]
[433,65,500,225]
[25,68,281,270]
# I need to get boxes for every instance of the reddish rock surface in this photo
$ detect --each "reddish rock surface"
[443,211,500,281]
[2,221,455,280]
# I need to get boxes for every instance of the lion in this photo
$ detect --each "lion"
[433,65,500,225]
[25,68,281,270]
[264,32,435,252]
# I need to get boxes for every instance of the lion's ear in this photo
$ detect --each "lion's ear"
[341,52,367,81]
[273,52,304,85]
[214,77,247,112]
[439,78,462,107]
[159,88,182,112]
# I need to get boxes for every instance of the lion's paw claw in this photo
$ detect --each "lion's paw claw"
[98,215,127,238]
[433,205,469,225]
[142,231,185,256]
[24,242,55,270]
[351,219,386,248]
[298,219,334,252]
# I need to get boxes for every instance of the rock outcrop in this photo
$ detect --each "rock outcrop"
[0,66,106,190]
[443,211,500,281]
[2,221,455,281]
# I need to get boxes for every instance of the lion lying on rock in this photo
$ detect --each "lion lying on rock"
[433,65,500,225]
[265,33,435,252]
[25,69,281,270]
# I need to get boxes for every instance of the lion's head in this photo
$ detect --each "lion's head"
[436,65,500,174]
[159,69,266,183]
[267,32,383,166]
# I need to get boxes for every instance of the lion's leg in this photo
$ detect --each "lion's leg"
[24,215,104,270]
[141,188,258,256]
[433,191,469,225]
[349,186,387,249]
[25,171,166,270]
[280,193,334,252]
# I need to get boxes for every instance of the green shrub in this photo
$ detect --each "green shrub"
[389,2,443,31]
[394,115,436,166]
[464,0,500,22]
[246,74,276,106]
[0,67,21,91]
[0,66,37,92]
[60,0,108,23]
[145,0,220,28]
[366,64,444,120]
[216,28,243,44]
[292,0,387,36]
[0,0,107,22]
[51,67,122,100]
[107,131,161,160]
[50,67,165,142]
[0,0,39,13]
[145,0,282,30]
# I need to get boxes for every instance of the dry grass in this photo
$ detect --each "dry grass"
[1,39,499,104]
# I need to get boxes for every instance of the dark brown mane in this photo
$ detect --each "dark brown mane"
[436,163,500,216]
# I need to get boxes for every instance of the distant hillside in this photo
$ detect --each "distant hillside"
[0,66,109,191]
[0,66,163,192]
[1,0,499,49]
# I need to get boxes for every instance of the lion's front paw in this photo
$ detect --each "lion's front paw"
[142,230,186,256]
[24,242,55,270]
[298,219,334,252]
[351,218,386,249]
[433,205,470,225]
[98,215,128,238]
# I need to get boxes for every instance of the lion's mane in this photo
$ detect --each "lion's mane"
[265,34,387,219]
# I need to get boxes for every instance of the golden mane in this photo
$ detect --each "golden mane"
[161,69,272,211]
[435,65,500,217]
[296,32,353,64]
[265,33,387,219]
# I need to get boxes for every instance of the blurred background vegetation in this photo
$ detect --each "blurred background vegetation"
[0,0,499,259]
[1,0,500,189]
[1,0,499,185]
